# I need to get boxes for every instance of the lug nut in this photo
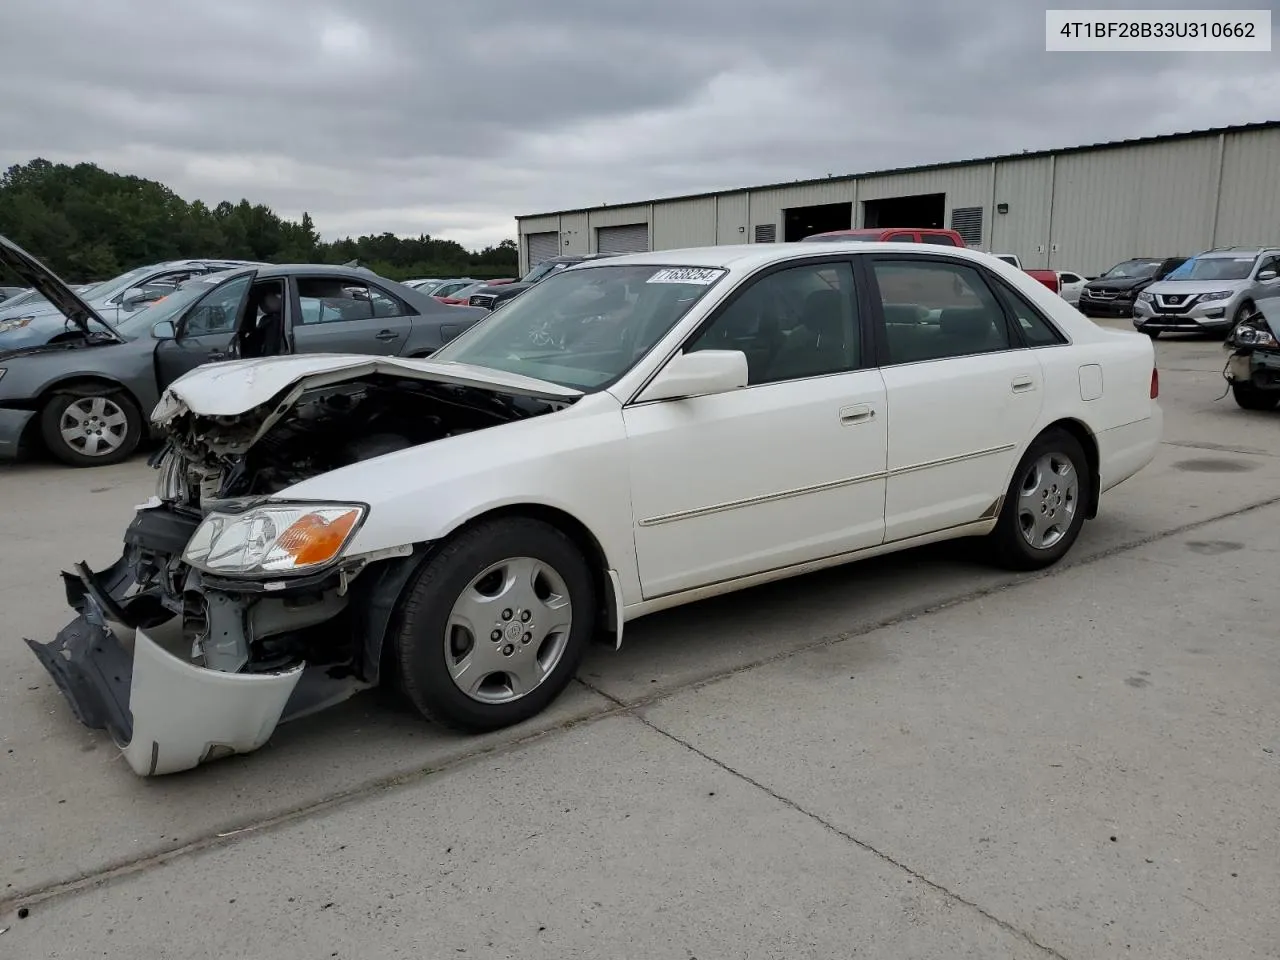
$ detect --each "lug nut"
[501,608,513,621]
[521,632,531,643]
[502,644,515,656]
[520,610,531,622]
[491,630,502,641]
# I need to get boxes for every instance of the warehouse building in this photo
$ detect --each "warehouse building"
[516,120,1280,278]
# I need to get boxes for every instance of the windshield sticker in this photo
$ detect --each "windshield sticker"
[646,267,724,285]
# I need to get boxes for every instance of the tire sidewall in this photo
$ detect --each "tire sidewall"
[993,430,1091,569]
[396,519,597,731]
[40,389,143,467]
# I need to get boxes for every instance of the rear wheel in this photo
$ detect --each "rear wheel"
[393,517,596,732]
[1231,383,1280,411]
[988,429,1091,571]
[39,388,142,467]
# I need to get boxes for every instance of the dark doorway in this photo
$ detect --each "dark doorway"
[783,202,853,242]
[862,193,945,229]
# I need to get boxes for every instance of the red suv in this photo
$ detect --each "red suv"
[804,228,967,247]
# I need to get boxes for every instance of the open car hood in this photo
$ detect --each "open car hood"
[154,354,583,422]
[0,234,122,342]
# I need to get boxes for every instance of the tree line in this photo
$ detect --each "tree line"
[0,158,519,285]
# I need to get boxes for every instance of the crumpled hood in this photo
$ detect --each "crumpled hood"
[153,353,583,422]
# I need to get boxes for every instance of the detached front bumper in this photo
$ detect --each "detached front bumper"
[26,558,304,776]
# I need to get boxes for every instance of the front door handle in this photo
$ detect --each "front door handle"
[375,329,399,342]
[839,403,876,425]
[1011,375,1036,393]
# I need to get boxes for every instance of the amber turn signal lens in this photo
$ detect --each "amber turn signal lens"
[276,510,360,566]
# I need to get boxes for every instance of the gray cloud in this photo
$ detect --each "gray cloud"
[0,0,1275,249]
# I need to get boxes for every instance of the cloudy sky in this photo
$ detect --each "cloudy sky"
[1,0,1276,251]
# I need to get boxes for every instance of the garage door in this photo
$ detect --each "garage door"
[596,223,649,254]
[526,231,559,267]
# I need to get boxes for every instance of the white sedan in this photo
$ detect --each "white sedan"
[29,242,1162,775]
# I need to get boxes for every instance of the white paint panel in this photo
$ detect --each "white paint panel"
[653,198,716,249]
[1216,127,1280,246]
[560,211,589,256]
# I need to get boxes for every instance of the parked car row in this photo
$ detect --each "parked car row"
[0,237,488,466]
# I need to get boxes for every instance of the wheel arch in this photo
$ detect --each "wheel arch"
[1038,417,1101,519]
[36,373,145,413]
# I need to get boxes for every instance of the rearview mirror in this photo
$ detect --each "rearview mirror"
[637,350,748,403]
[151,320,177,340]
[1258,268,1278,282]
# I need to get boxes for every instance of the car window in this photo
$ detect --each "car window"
[1166,256,1257,281]
[995,282,1068,347]
[920,233,959,246]
[1256,255,1280,276]
[686,261,860,385]
[181,274,252,336]
[886,233,916,242]
[430,263,725,391]
[872,259,1012,365]
[1059,273,1083,284]
[296,278,409,324]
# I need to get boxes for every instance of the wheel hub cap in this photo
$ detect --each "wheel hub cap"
[1017,453,1079,550]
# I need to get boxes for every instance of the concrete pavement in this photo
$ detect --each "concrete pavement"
[2,327,1278,958]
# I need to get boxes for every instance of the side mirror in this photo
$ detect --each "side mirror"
[636,349,748,403]
[151,320,177,340]
[1258,269,1278,282]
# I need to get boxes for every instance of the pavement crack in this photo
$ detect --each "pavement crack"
[6,492,1280,917]
[620,703,1071,960]
[1161,439,1278,458]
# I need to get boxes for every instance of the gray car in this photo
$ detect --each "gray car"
[0,235,489,467]
[1132,246,1280,337]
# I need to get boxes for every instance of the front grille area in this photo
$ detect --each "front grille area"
[469,295,496,309]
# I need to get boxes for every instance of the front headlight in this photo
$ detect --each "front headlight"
[1137,291,1154,302]
[1200,291,1233,302]
[0,316,34,334]
[183,502,367,576]
[1232,324,1279,348]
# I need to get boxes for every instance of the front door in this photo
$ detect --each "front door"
[154,273,253,388]
[865,254,1045,542]
[290,276,415,355]
[623,258,888,599]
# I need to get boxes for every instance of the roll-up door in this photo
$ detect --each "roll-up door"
[526,231,559,267]
[596,223,649,254]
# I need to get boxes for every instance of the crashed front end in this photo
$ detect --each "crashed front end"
[26,366,567,776]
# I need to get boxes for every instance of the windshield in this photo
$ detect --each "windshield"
[111,275,233,338]
[1101,259,1162,280]
[1,288,41,309]
[430,263,727,391]
[76,264,159,302]
[1165,255,1258,282]
[520,260,572,283]
[449,282,490,299]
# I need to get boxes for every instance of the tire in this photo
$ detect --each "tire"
[1231,383,1280,411]
[988,429,1091,571]
[393,517,597,732]
[39,387,143,467]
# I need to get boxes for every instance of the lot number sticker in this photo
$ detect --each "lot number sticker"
[647,267,724,285]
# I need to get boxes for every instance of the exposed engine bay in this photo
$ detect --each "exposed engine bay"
[26,370,574,775]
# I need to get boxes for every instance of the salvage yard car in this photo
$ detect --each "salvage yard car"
[27,241,1163,776]
[1133,246,1280,338]
[0,236,488,466]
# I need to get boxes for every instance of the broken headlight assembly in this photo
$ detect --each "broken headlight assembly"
[182,502,367,577]
[1232,319,1279,348]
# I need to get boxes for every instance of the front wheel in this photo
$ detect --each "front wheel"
[393,517,597,732]
[39,388,142,467]
[988,429,1091,571]
[1231,383,1280,411]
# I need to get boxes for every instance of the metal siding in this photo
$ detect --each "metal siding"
[748,181,854,242]
[990,157,1053,263]
[1216,127,1280,246]
[1048,150,1143,274]
[596,223,650,254]
[519,216,561,274]
[525,231,559,268]
[519,216,559,233]
[716,192,749,244]
[559,212,589,255]
[856,167,989,240]
[1130,139,1218,259]
[652,197,717,249]
[587,205,651,230]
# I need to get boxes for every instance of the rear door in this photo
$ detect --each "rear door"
[290,276,415,355]
[154,273,254,387]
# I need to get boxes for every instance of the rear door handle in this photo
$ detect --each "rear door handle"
[839,403,876,425]
[1011,375,1036,393]
[375,329,399,342]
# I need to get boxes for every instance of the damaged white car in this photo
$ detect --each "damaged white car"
[28,242,1162,775]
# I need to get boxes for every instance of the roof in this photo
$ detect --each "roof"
[517,119,1280,221]
[562,240,1009,273]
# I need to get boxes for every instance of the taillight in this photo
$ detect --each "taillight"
[1150,367,1159,399]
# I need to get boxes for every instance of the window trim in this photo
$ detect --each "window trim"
[174,272,255,339]
[987,275,1071,348]
[860,251,1030,368]
[623,254,875,407]
[291,274,413,326]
